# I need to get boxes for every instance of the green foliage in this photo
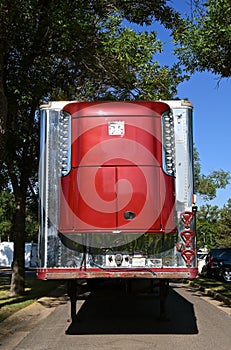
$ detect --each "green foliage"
[73,12,186,100]
[0,190,15,241]
[196,204,220,249]
[0,187,38,242]
[1,0,186,106]
[111,0,181,28]
[173,0,231,78]
[217,199,231,247]
[196,201,231,249]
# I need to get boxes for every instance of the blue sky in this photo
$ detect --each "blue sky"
[130,2,231,208]
[178,73,231,208]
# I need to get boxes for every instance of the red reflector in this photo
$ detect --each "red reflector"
[181,249,196,266]
[180,211,194,228]
[180,230,195,247]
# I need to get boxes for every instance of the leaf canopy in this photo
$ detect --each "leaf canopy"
[173,0,231,78]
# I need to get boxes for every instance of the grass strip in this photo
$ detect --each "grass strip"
[195,277,231,298]
[0,273,62,322]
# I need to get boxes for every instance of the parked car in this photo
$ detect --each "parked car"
[201,248,231,282]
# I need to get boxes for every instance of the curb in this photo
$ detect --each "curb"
[187,280,231,307]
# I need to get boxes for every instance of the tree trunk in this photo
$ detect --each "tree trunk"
[10,190,26,297]
[0,39,7,165]
[7,107,37,296]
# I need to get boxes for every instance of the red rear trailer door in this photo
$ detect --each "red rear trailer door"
[116,166,162,231]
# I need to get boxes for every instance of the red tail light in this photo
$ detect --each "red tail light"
[208,257,213,267]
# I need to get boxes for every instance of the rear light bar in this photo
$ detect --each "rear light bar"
[59,111,71,176]
[162,112,175,175]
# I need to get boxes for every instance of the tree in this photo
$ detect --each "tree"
[217,199,231,247]
[91,0,182,28]
[0,0,187,296]
[0,0,186,163]
[173,0,231,78]
[0,56,7,166]
[196,204,220,249]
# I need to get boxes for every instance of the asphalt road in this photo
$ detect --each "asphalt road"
[1,280,231,350]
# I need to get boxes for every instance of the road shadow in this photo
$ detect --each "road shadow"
[66,280,198,335]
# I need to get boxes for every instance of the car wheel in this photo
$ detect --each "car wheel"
[219,269,231,282]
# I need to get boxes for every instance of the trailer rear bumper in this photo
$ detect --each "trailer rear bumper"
[37,267,198,280]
